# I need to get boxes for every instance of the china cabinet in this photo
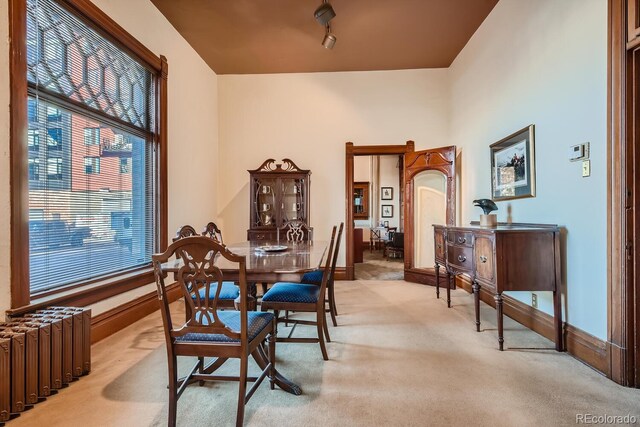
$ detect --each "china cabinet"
[247,159,311,241]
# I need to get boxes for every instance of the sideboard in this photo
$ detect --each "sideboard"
[433,223,563,351]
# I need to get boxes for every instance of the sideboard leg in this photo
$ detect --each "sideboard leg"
[472,279,481,331]
[435,263,440,299]
[446,271,452,308]
[495,292,504,351]
[553,289,564,351]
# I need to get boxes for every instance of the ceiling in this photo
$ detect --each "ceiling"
[150,0,499,75]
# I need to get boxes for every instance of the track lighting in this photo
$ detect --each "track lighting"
[314,1,337,49]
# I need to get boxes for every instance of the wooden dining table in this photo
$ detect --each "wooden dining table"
[160,239,328,396]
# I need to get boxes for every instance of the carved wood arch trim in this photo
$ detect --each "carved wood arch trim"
[251,158,309,173]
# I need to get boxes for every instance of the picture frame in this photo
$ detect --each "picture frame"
[383,220,389,228]
[490,124,536,201]
[381,187,393,200]
[381,205,393,218]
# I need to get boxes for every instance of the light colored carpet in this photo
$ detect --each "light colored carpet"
[9,280,640,427]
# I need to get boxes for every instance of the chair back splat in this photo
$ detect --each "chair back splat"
[202,221,224,244]
[280,219,313,242]
[152,236,277,427]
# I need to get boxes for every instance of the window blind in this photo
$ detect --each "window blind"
[26,0,158,294]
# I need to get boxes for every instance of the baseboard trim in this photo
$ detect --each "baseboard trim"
[91,284,181,344]
[335,267,348,281]
[455,276,609,376]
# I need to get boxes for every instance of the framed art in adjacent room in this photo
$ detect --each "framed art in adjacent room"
[490,124,536,201]
[381,187,393,200]
[381,205,394,218]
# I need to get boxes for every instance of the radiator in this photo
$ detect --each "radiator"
[0,306,91,422]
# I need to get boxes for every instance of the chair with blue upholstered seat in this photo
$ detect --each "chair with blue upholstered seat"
[174,224,239,311]
[153,236,277,427]
[261,226,337,360]
[297,222,343,327]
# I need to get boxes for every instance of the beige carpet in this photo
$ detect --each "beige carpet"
[9,280,640,427]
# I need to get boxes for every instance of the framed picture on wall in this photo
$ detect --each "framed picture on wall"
[383,220,389,227]
[381,205,393,218]
[490,124,536,201]
[381,187,393,200]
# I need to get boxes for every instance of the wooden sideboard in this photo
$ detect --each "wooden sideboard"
[433,223,563,351]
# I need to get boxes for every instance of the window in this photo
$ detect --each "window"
[46,157,63,180]
[28,129,39,151]
[17,0,165,297]
[84,127,100,145]
[120,158,131,174]
[84,156,100,174]
[28,158,40,180]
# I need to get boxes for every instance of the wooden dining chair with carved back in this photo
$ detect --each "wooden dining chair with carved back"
[202,221,224,244]
[260,226,337,360]
[298,222,344,327]
[152,236,276,427]
[280,219,313,242]
[174,225,239,314]
[258,219,314,298]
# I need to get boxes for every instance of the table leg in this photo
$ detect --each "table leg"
[435,263,440,299]
[472,279,481,332]
[553,289,564,351]
[495,292,504,351]
[251,346,302,395]
[446,271,451,308]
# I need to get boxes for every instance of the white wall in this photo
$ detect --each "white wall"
[449,0,607,338]
[218,69,449,262]
[0,0,219,315]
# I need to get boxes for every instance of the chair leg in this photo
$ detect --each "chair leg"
[322,310,331,343]
[284,310,289,327]
[198,356,205,386]
[236,355,248,427]
[261,282,268,296]
[168,354,178,427]
[268,331,276,390]
[317,314,329,360]
[273,310,279,337]
[329,285,338,324]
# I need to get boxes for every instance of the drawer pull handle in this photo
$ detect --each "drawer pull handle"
[437,244,442,249]
[457,237,466,244]
[457,255,466,263]
[479,255,487,263]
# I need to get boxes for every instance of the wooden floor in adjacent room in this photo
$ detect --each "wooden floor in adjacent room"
[9,280,640,427]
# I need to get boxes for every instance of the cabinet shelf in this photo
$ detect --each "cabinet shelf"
[354,181,369,220]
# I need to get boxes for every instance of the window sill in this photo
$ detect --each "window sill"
[6,267,155,318]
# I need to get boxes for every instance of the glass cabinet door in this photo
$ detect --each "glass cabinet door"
[281,177,306,225]
[253,177,277,227]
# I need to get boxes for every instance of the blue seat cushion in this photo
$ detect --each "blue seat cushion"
[191,281,239,301]
[176,311,274,343]
[262,282,320,304]
[301,269,323,285]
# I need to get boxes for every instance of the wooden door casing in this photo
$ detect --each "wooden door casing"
[403,146,456,284]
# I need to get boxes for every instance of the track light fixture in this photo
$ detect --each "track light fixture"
[314,1,336,26]
[314,1,337,49]
[322,25,336,49]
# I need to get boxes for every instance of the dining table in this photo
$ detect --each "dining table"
[159,239,329,396]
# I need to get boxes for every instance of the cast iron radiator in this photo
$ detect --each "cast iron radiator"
[0,306,91,423]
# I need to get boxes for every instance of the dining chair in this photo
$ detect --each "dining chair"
[260,226,337,360]
[369,227,382,251]
[280,219,313,242]
[202,221,224,244]
[153,236,276,427]
[298,222,344,326]
[174,225,239,311]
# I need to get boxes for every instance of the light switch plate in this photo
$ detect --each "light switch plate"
[582,160,591,177]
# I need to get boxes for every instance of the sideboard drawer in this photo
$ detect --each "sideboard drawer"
[447,245,472,272]
[447,231,473,247]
